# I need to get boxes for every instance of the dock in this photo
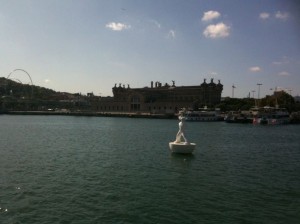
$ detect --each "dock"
[2,111,176,119]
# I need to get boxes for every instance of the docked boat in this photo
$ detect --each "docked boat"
[290,111,300,124]
[252,106,290,125]
[224,111,253,123]
[183,106,223,121]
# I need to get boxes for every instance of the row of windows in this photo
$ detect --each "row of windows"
[150,95,220,102]
[97,104,179,111]
[149,106,178,111]
[98,105,125,111]
[131,95,218,102]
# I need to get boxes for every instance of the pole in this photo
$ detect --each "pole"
[252,90,256,98]
[232,84,236,98]
[257,83,262,99]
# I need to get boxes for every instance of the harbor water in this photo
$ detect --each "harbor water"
[0,115,299,223]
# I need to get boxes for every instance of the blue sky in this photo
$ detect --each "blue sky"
[1,0,299,98]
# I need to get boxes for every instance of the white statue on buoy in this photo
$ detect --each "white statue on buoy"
[169,110,196,154]
[174,115,189,144]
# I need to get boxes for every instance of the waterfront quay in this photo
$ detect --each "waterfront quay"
[3,110,177,119]
[3,110,300,124]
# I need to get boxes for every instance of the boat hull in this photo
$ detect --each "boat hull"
[185,117,221,121]
[253,117,290,125]
[169,142,196,154]
[183,107,222,122]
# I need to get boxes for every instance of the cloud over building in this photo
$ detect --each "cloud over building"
[249,67,261,72]
[203,22,230,38]
[202,10,221,22]
[106,22,131,31]
[259,12,270,19]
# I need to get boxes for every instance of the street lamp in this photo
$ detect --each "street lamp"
[232,84,236,98]
[257,83,262,99]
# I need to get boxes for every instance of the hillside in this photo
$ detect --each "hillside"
[0,77,73,100]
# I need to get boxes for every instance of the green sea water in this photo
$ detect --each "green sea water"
[0,115,299,223]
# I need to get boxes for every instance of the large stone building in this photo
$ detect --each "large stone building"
[92,79,223,114]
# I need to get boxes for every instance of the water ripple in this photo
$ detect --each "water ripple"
[0,116,299,223]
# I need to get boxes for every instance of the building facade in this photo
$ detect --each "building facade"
[92,79,223,114]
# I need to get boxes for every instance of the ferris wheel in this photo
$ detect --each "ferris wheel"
[6,69,34,98]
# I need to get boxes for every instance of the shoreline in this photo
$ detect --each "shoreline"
[2,111,177,119]
[2,110,300,124]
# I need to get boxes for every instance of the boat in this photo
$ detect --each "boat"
[183,106,223,121]
[169,142,196,154]
[290,111,300,124]
[224,111,253,123]
[252,106,290,125]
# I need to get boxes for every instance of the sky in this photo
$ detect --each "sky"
[1,0,300,98]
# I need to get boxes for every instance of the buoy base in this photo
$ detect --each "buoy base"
[169,142,196,154]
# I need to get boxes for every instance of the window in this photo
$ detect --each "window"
[131,95,140,111]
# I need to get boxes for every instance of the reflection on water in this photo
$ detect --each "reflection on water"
[170,153,195,165]
[169,153,195,174]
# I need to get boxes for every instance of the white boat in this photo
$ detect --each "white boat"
[183,107,222,121]
[252,106,290,125]
[169,142,196,154]
[224,111,253,123]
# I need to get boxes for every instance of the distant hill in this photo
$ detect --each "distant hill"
[0,77,74,100]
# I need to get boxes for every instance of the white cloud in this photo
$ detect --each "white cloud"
[275,11,289,20]
[151,20,161,29]
[167,30,176,39]
[272,56,290,65]
[203,22,230,39]
[209,72,218,76]
[249,66,261,72]
[272,60,289,65]
[272,61,282,65]
[259,12,270,19]
[44,79,50,83]
[105,22,131,31]
[278,71,290,76]
[202,11,221,22]
[259,11,289,21]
